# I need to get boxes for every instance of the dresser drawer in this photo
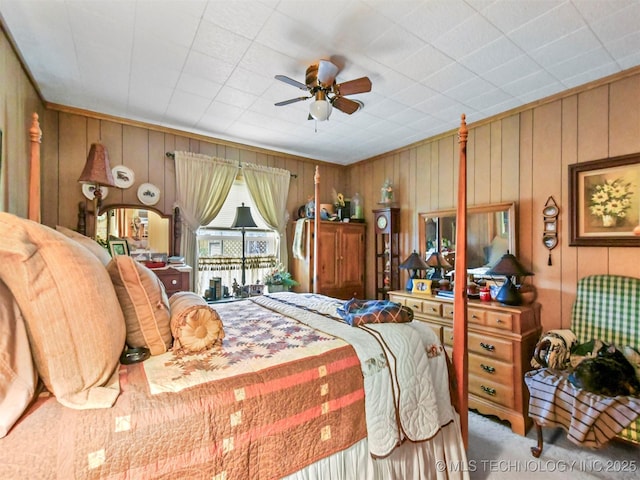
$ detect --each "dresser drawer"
[469,352,513,385]
[469,374,515,409]
[388,294,406,306]
[153,268,189,296]
[422,300,442,317]
[468,331,513,363]
[468,307,486,325]
[485,310,513,330]
[443,304,454,319]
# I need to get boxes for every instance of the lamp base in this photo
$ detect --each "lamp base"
[495,278,521,306]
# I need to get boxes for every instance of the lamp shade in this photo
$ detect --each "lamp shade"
[231,203,257,229]
[309,91,332,121]
[399,251,429,290]
[485,252,533,277]
[78,143,116,187]
[426,252,452,269]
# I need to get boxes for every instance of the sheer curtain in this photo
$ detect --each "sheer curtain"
[242,163,291,270]
[174,152,239,293]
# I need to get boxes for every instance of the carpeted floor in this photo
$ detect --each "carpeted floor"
[466,410,638,479]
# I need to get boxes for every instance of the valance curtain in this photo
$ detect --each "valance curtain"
[174,152,239,293]
[242,163,291,271]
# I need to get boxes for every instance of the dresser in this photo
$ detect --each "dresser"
[388,290,541,435]
[152,265,192,297]
[291,220,365,300]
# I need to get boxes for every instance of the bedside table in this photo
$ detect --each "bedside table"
[152,265,192,297]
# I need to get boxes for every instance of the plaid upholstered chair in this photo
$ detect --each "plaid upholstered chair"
[525,274,640,457]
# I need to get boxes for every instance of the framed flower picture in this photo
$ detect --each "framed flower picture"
[569,154,640,246]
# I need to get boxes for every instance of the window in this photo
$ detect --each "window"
[196,178,278,296]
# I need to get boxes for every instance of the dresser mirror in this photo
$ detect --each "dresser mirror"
[96,204,174,258]
[419,202,516,273]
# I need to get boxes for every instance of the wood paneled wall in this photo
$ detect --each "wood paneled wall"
[348,70,640,331]
[0,27,44,215]
[41,110,347,241]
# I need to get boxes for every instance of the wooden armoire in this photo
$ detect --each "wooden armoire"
[290,220,365,300]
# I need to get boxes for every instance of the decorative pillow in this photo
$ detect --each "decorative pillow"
[169,292,224,354]
[0,213,125,410]
[56,224,112,266]
[337,298,413,327]
[107,256,172,355]
[623,346,640,379]
[0,280,37,438]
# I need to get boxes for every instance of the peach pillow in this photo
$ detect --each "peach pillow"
[107,256,172,355]
[0,213,125,410]
[170,292,224,354]
[0,280,37,438]
[56,225,112,266]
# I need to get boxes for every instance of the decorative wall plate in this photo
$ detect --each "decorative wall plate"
[82,183,109,201]
[112,165,135,188]
[137,182,160,206]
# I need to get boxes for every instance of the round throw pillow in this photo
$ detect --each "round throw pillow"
[169,292,224,354]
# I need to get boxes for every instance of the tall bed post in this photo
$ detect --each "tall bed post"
[313,166,320,294]
[454,114,469,448]
[28,113,42,222]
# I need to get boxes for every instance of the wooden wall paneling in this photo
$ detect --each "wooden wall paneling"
[285,157,300,219]
[466,128,476,205]
[609,75,640,157]
[438,137,455,209]
[559,96,579,329]
[577,85,610,162]
[164,133,177,214]
[398,149,412,258]
[148,130,166,214]
[428,142,439,211]
[473,124,491,205]
[189,138,201,155]
[490,120,503,204]
[58,113,88,229]
[122,125,148,206]
[175,135,190,154]
[414,144,429,214]
[100,120,124,205]
[532,101,563,331]
[576,86,610,280]
[501,114,520,203]
[41,110,59,227]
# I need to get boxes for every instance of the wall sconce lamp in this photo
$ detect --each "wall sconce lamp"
[78,142,116,216]
[486,252,534,306]
[399,251,429,291]
[426,252,452,280]
[231,203,257,286]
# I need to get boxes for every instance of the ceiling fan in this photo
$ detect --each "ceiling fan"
[274,59,372,121]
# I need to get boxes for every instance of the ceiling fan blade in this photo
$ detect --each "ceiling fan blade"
[335,77,372,96]
[317,59,339,87]
[275,96,311,106]
[275,75,308,91]
[332,96,361,115]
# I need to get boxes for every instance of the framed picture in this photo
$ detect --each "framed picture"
[109,239,130,257]
[412,279,432,295]
[569,154,640,246]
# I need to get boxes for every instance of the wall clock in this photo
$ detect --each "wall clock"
[374,207,397,234]
[542,196,559,265]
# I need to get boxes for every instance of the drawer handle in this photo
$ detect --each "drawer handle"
[480,364,495,374]
[494,318,504,324]
[411,303,420,309]
[481,385,496,396]
[480,342,495,352]
[171,279,178,285]
[471,314,481,319]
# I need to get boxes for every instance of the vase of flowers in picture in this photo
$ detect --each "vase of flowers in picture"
[263,263,299,293]
[589,177,633,228]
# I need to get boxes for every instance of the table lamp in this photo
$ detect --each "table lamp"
[486,252,534,305]
[78,142,116,216]
[399,251,429,291]
[426,251,452,280]
[231,203,257,286]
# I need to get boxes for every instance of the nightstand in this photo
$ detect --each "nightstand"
[152,265,192,297]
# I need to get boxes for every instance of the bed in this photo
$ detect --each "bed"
[0,114,470,479]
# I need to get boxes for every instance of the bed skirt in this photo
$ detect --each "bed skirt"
[285,414,469,480]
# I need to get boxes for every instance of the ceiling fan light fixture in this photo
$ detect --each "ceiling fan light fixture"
[309,91,332,121]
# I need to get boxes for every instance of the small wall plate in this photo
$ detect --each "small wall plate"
[137,183,160,206]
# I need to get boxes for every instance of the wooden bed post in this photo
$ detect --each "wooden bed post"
[28,113,42,222]
[313,166,320,294]
[453,114,469,448]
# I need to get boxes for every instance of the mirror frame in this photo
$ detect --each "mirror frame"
[98,203,178,257]
[418,202,517,268]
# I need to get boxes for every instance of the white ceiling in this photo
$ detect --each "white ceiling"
[2,0,640,165]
